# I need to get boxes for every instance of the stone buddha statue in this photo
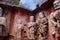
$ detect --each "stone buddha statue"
[27,16,36,40]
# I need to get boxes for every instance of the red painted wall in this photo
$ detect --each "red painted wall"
[2,5,58,40]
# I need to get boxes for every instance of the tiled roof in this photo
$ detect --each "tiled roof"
[0,0,48,11]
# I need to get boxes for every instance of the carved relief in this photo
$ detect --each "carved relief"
[53,0,60,10]
[15,19,24,40]
[0,7,7,37]
[27,16,36,40]
[36,12,48,40]
[49,5,60,40]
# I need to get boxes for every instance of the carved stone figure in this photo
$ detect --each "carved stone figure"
[53,0,60,10]
[49,0,60,39]
[0,7,6,26]
[15,19,24,40]
[24,24,28,40]
[36,12,48,40]
[27,16,36,40]
[49,11,60,40]
[0,7,7,37]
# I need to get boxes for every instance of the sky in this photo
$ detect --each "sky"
[19,0,43,10]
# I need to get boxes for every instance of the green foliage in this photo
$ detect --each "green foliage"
[12,0,20,4]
